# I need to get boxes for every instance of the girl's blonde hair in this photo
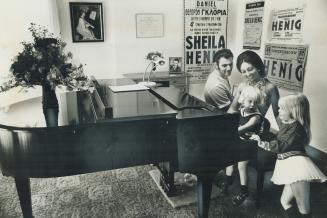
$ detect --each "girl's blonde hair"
[238,85,265,107]
[278,93,311,144]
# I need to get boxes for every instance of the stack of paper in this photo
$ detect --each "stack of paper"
[108,84,149,93]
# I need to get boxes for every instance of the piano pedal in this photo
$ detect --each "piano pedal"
[159,174,177,197]
[184,173,197,186]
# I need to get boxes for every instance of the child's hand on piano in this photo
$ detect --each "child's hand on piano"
[250,134,261,144]
[250,134,269,150]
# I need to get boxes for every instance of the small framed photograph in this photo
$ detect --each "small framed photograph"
[135,13,164,38]
[69,2,104,42]
[169,57,183,74]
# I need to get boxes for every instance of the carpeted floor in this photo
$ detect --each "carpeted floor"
[0,165,326,218]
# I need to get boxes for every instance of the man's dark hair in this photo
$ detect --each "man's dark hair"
[173,58,180,62]
[236,50,265,77]
[213,49,233,65]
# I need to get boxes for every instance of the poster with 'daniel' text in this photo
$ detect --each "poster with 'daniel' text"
[184,0,228,83]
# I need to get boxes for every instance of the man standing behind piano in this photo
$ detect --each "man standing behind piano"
[204,49,234,112]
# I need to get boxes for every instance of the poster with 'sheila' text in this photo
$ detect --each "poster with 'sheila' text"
[264,43,308,92]
[184,0,228,83]
[243,1,265,50]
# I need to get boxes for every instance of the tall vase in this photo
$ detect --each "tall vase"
[42,83,59,127]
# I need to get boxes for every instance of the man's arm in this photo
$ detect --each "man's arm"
[206,86,232,108]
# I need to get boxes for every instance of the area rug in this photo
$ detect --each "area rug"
[1,165,326,217]
[149,169,221,208]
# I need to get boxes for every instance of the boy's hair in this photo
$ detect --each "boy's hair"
[213,49,233,65]
[238,86,265,107]
[278,93,311,144]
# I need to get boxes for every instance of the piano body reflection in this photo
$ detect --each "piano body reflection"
[0,78,254,218]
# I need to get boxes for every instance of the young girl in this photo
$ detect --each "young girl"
[229,86,265,205]
[251,93,327,217]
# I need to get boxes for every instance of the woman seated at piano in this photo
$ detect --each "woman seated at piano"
[229,50,280,117]
[222,50,280,205]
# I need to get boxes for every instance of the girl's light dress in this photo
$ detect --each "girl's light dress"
[262,119,327,185]
[271,155,327,185]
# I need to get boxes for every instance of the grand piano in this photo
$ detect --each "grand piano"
[0,77,255,218]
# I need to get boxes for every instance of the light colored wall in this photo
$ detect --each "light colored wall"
[56,0,115,79]
[56,0,185,79]
[229,0,327,151]
[0,0,55,107]
[0,0,54,77]
[1,0,238,83]
[55,0,238,79]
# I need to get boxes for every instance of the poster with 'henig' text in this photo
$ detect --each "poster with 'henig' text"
[264,43,308,92]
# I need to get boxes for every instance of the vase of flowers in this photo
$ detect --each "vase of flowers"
[41,82,59,127]
[0,23,90,127]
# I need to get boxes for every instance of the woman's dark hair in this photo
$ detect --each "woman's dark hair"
[236,50,265,77]
[213,49,233,65]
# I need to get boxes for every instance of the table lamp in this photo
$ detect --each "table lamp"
[138,52,165,87]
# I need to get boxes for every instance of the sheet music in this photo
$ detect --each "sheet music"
[108,84,149,93]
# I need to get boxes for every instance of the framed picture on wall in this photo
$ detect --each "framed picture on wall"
[69,2,104,42]
[169,57,182,74]
[135,13,164,38]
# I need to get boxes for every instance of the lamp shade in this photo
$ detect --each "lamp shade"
[153,56,165,66]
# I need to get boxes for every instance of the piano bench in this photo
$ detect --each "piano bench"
[305,145,327,175]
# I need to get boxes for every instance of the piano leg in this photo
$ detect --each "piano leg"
[15,178,33,218]
[256,170,265,207]
[196,174,215,218]
[157,162,177,196]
